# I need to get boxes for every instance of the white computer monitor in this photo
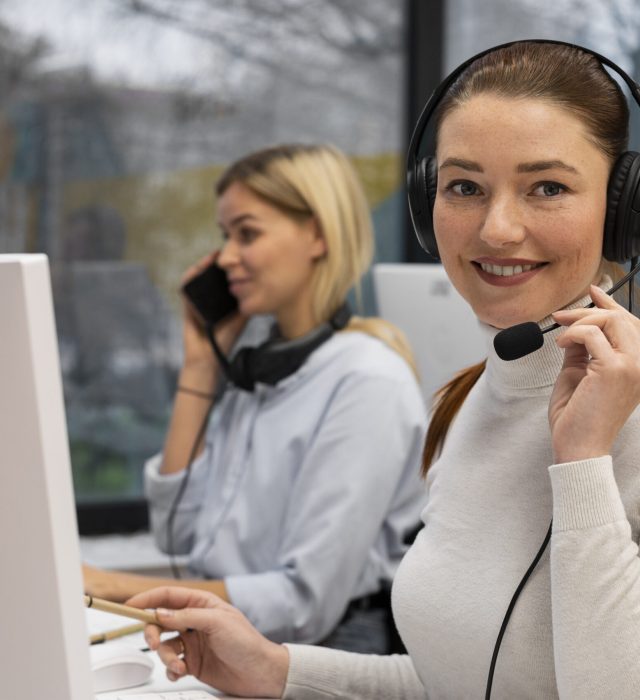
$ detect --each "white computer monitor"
[0,254,93,698]
[373,263,487,404]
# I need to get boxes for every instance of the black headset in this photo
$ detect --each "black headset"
[406,39,640,265]
[206,302,352,391]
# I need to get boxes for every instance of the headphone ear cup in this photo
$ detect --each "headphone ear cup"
[425,156,438,214]
[408,157,438,258]
[604,151,640,262]
[409,156,440,259]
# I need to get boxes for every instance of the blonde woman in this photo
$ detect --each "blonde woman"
[84,144,426,652]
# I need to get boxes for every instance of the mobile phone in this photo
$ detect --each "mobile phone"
[181,261,238,326]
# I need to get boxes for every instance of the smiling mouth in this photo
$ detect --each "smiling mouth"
[474,261,547,277]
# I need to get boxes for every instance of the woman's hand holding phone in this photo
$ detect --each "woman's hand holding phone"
[180,252,246,373]
[161,252,245,475]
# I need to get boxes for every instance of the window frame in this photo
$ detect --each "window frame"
[405,0,445,263]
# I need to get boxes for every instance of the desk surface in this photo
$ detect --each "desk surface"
[80,531,188,574]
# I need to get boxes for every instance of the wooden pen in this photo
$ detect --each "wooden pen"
[89,622,146,645]
[84,594,157,625]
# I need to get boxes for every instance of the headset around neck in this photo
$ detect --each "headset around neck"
[206,302,352,391]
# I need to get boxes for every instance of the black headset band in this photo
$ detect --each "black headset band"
[256,301,351,355]
[408,39,640,170]
[207,301,352,391]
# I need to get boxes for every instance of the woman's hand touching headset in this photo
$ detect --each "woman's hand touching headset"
[549,284,640,463]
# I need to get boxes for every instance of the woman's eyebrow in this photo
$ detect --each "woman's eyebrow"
[439,157,483,172]
[217,213,259,228]
[516,160,578,174]
[438,158,580,175]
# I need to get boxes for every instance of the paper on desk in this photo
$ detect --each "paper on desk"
[86,606,142,635]
[85,607,148,650]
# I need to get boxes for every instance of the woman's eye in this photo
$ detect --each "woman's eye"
[533,181,565,197]
[239,227,259,243]
[448,181,479,196]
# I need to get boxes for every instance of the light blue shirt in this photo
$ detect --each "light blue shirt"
[145,329,427,643]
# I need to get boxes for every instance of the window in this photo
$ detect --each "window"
[0,0,410,531]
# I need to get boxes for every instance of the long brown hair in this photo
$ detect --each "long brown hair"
[421,41,629,477]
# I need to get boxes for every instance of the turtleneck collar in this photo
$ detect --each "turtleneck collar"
[481,275,612,391]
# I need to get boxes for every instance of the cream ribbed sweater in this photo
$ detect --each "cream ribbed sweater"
[283,299,640,699]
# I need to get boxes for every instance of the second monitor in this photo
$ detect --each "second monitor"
[373,263,486,404]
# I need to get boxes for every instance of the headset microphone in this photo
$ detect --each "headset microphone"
[493,257,640,361]
[493,322,544,361]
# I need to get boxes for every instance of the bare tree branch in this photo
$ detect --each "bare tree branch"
[0,20,50,98]
[112,0,401,60]
[106,0,402,105]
